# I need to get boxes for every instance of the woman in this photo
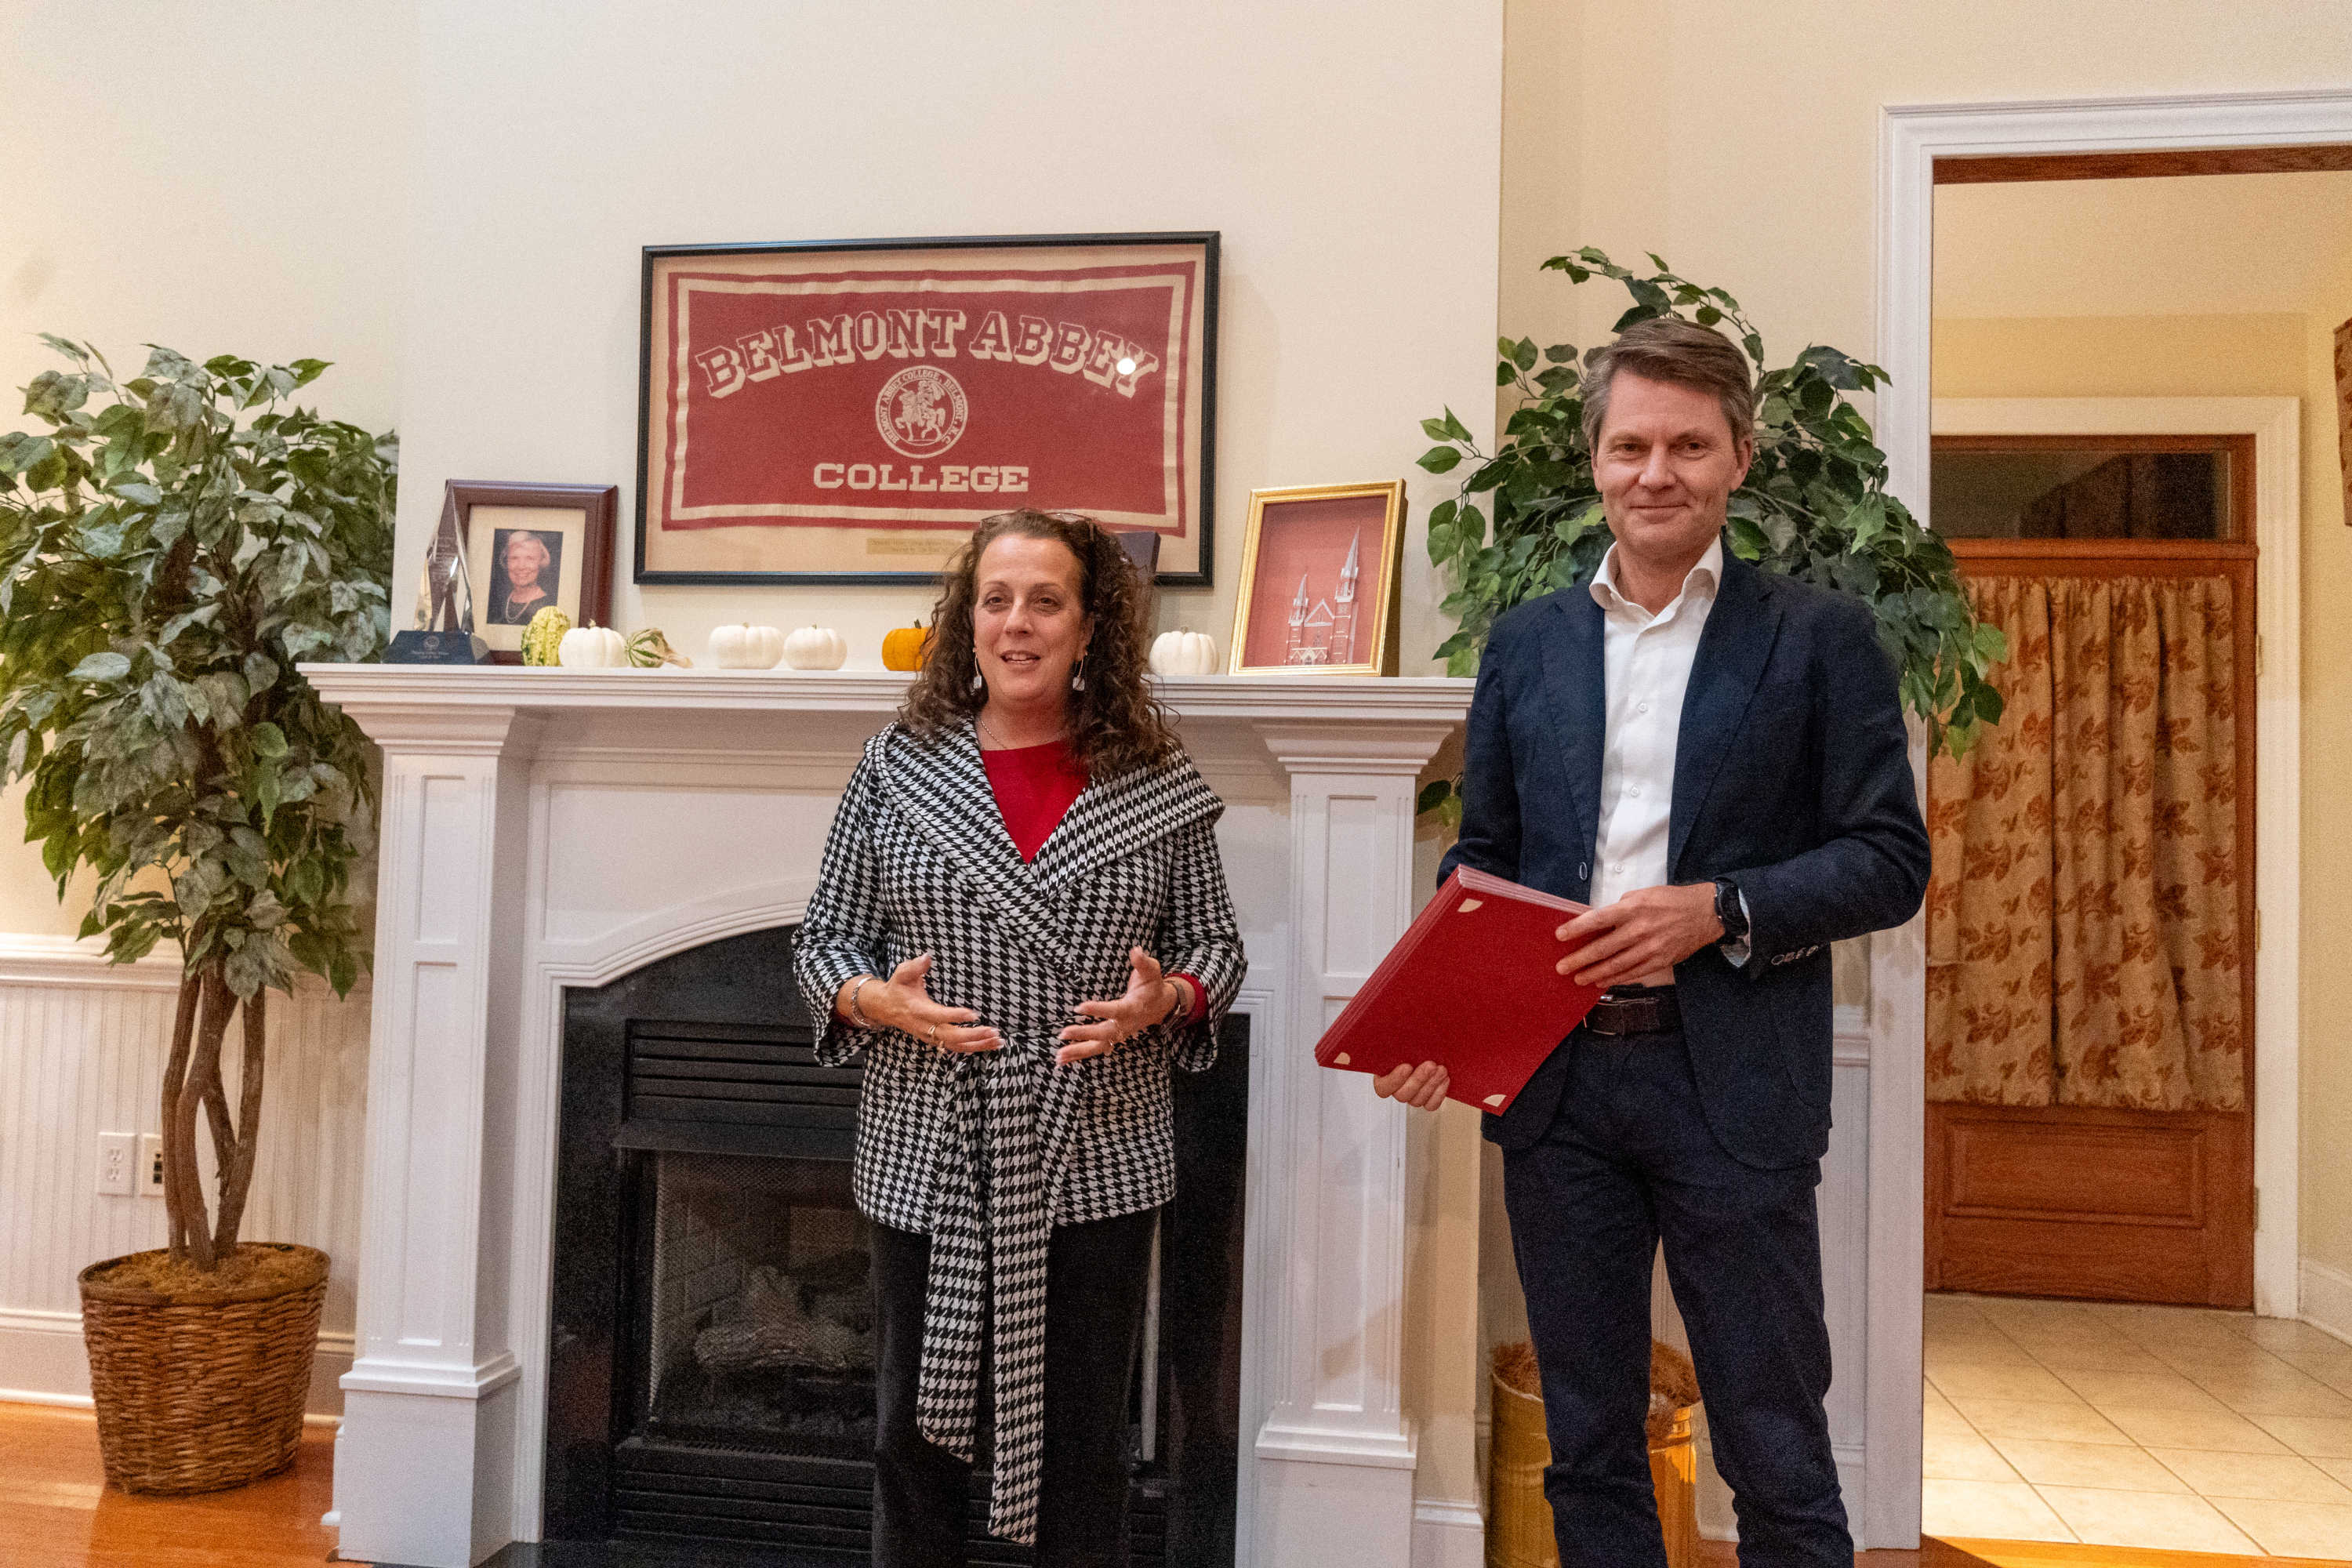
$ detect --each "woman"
[795,509,1244,1566]
[492,530,554,624]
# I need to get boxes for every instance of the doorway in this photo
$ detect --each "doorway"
[1868,95,2348,1555]
[1925,428,2259,1310]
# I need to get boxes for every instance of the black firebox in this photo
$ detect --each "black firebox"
[543,926,1247,1566]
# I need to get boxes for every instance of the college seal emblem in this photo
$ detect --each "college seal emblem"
[875,365,970,459]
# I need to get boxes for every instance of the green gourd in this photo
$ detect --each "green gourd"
[522,606,572,665]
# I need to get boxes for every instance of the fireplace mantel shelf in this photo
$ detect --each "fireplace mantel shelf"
[303,662,1472,725]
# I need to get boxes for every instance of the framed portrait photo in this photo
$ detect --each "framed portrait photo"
[1230,481,1406,676]
[449,481,618,662]
[635,231,1218,587]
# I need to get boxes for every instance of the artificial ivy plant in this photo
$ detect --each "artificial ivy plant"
[0,338,394,1272]
[1417,249,2003,798]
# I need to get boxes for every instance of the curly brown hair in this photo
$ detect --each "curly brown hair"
[899,510,1179,779]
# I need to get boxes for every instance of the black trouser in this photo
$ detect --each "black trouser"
[870,1208,1158,1568]
[1503,1029,1850,1568]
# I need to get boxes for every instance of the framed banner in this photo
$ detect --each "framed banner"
[1229,481,1406,676]
[636,232,1218,586]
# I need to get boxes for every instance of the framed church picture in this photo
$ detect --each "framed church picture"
[450,481,618,662]
[635,232,1219,587]
[1229,481,1405,676]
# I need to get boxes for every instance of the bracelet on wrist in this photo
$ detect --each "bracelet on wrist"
[848,975,877,1029]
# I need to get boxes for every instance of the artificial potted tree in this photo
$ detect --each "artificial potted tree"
[1414,249,2002,829]
[0,338,394,1492]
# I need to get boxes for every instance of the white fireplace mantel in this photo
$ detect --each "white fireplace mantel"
[303,664,1472,1568]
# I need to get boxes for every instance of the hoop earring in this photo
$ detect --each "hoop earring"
[1070,657,1086,693]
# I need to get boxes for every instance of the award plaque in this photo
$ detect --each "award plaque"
[384,486,490,663]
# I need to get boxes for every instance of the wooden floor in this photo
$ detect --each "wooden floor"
[0,1402,2340,1568]
[0,1402,336,1568]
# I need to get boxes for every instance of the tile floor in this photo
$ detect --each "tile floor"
[1926,1292,2352,1558]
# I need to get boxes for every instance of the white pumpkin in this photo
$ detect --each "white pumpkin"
[707,623,786,670]
[782,626,848,670]
[557,624,627,668]
[1149,628,1218,676]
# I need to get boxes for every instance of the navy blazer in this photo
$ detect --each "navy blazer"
[1439,543,1929,1168]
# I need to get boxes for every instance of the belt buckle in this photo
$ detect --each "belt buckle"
[1585,996,1640,1036]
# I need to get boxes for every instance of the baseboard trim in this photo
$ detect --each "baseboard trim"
[2301,1257,2352,1347]
[1410,1497,1483,1568]
[0,1390,340,1428]
[0,1387,100,1409]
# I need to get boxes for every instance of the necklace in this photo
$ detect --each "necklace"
[977,710,1065,753]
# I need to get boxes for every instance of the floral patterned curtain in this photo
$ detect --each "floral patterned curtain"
[1926,575,2244,1112]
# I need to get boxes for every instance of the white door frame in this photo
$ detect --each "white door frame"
[1868,89,2352,1549]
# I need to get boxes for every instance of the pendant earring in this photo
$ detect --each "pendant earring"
[1070,658,1086,693]
[970,670,984,693]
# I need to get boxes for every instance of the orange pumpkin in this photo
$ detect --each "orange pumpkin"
[881,622,932,671]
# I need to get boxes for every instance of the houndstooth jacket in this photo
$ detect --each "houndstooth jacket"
[792,718,1244,1544]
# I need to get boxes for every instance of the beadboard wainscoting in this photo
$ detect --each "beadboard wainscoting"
[0,935,370,1414]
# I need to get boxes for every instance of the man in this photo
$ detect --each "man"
[1377,316,1928,1566]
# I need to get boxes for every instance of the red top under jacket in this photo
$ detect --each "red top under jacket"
[979,736,1207,1025]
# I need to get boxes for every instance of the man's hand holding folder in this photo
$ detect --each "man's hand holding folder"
[1319,863,1738,1113]
[1312,868,1606,1114]
[1365,876,1729,1109]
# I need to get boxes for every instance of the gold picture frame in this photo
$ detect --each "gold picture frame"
[1229,481,1405,675]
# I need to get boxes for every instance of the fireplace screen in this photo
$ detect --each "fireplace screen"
[547,924,1243,1564]
[644,1151,876,1459]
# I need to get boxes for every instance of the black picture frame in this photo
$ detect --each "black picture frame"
[633,231,1219,589]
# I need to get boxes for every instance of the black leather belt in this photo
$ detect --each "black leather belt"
[1582,985,1681,1036]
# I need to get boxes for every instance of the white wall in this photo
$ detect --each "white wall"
[0,0,416,938]
[392,1,1502,681]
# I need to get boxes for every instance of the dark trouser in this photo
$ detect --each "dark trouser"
[1502,1029,1849,1568]
[870,1207,1158,1568]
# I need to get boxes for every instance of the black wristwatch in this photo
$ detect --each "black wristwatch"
[1713,877,1749,943]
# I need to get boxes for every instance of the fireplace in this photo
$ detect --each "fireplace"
[305,667,1467,1568]
[542,924,1248,1564]
[640,1150,874,1461]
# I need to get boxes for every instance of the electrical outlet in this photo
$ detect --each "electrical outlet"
[139,1133,165,1197]
[96,1133,135,1196]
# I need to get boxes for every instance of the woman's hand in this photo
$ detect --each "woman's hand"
[1373,1061,1450,1110]
[840,955,1001,1054]
[1057,946,1184,1065]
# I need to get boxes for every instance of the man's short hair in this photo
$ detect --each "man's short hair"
[1580,316,1755,453]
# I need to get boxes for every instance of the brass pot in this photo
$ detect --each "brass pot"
[1487,1369,1700,1568]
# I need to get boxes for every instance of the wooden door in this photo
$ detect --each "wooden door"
[1924,435,2257,1308]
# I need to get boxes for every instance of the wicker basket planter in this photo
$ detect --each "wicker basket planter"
[1487,1342,1700,1568]
[77,1242,328,1495]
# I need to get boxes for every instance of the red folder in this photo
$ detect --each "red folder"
[1314,866,1603,1114]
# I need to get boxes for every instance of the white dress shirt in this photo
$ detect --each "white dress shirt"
[1588,535,1740,985]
